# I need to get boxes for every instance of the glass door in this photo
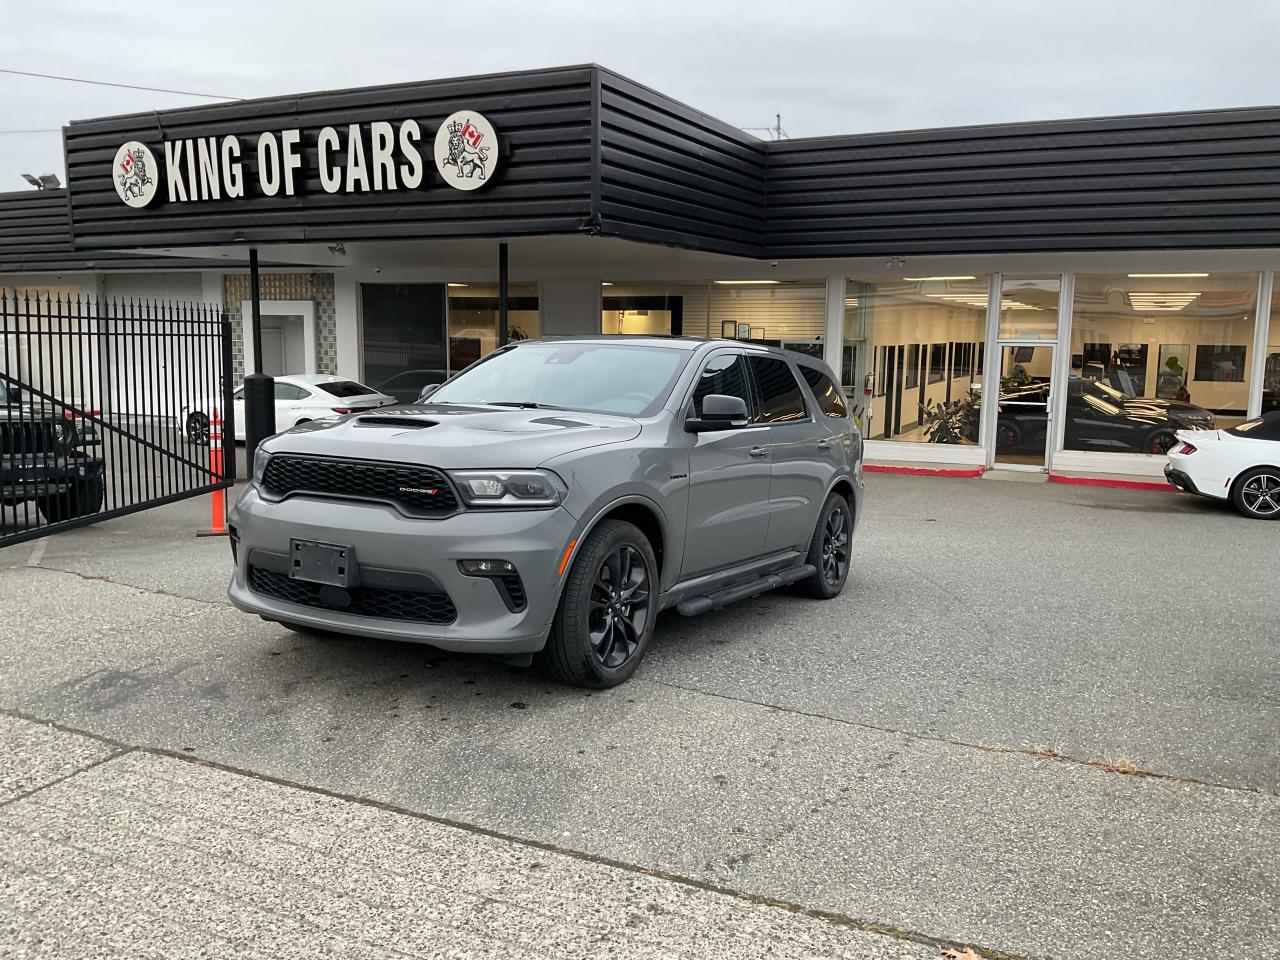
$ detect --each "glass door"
[993,343,1055,468]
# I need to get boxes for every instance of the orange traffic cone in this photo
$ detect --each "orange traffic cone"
[197,408,229,538]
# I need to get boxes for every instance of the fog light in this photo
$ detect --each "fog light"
[459,559,516,575]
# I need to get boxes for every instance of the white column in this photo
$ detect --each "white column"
[538,280,602,337]
[1048,272,1075,463]
[334,273,361,380]
[1248,271,1273,419]
[823,274,845,375]
[977,272,1003,466]
[200,270,224,307]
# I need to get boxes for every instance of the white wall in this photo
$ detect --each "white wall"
[539,280,602,336]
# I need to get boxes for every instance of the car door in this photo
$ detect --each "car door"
[231,386,245,441]
[273,382,309,430]
[748,355,832,554]
[679,351,771,579]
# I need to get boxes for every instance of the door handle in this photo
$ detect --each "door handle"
[749,445,769,458]
[816,438,831,449]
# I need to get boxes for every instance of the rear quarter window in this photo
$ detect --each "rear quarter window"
[798,366,848,419]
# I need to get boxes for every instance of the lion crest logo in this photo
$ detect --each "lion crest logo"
[112,141,159,208]
[434,111,499,192]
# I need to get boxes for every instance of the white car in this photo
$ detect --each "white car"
[182,374,395,443]
[1165,411,1280,520]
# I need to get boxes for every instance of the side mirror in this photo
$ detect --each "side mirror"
[686,394,749,432]
[416,383,441,402]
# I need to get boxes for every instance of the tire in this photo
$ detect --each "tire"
[1231,466,1280,521]
[37,473,105,523]
[1146,430,1177,456]
[185,411,210,445]
[995,419,1022,452]
[795,493,854,599]
[538,519,658,688]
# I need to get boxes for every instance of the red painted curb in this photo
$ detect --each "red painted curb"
[1048,473,1174,492]
[865,464,985,478]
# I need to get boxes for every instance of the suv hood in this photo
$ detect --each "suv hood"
[261,403,642,470]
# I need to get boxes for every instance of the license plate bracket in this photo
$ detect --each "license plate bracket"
[289,539,355,587]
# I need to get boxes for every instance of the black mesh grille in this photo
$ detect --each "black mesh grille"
[0,420,57,456]
[248,565,457,625]
[498,573,527,611]
[261,454,458,517]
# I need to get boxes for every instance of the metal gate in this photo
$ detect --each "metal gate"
[1,292,235,548]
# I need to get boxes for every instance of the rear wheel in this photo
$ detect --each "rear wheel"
[795,493,853,599]
[185,411,210,445]
[1232,466,1280,520]
[538,520,657,688]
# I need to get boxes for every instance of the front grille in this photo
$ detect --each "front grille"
[261,454,458,518]
[248,565,457,625]
[0,421,57,457]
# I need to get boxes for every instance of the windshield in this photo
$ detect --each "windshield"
[429,342,688,416]
[316,380,376,398]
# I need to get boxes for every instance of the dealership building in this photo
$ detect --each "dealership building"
[3,63,1280,477]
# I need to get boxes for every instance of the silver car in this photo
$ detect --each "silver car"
[227,337,863,687]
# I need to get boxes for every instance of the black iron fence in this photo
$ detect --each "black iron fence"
[1,292,235,548]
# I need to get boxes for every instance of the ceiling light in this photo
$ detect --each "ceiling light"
[1126,273,1208,278]
[844,298,859,306]
[601,282,614,286]
[903,275,976,281]
[712,279,780,285]
[1127,292,1201,311]
[447,283,468,288]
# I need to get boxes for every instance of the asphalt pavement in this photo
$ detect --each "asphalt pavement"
[0,473,1276,959]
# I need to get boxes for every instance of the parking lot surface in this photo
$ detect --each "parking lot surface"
[1,473,1276,959]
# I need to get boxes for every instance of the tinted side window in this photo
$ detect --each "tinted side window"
[274,383,307,401]
[749,356,806,424]
[799,367,848,419]
[691,353,752,417]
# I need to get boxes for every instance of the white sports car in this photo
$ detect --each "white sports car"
[182,374,394,444]
[1165,411,1280,520]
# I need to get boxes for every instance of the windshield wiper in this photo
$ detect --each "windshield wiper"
[488,401,561,410]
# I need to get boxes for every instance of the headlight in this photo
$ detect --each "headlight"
[253,446,272,483]
[449,469,566,508]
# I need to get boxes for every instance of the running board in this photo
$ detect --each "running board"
[675,564,816,617]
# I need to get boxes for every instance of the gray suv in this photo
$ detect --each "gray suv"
[228,337,862,687]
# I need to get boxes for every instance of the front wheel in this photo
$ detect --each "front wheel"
[796,493,854,599]
[37,473,105,523]
[1232,466,1280,520]
[538,519,657,688]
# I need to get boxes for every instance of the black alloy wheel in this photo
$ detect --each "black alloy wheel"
[996,420,1022,452]
[796,493,855,599]
[1147,430,1177,455]
[588,543,651,669]
[186,411,211,445]
[820,504,851,588]
[540,519,659,688]
[1234,467,1280,520]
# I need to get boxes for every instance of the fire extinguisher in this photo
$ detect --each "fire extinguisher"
[862,372,875,435]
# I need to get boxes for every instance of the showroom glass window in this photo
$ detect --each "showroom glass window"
[850,276,990,444]
[1069,273,1259,453]
[447,283,539,372]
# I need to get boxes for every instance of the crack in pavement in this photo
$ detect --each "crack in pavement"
[0,705,1030,960]
[642,677,1277,798]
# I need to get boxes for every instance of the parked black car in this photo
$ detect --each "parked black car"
[377,369,449,405]
[1,385,106,523]
[994,380,1207,455]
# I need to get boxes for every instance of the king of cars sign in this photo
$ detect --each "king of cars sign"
[109,111,499,207]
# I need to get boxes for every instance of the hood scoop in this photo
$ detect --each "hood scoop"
[355,415,437,430]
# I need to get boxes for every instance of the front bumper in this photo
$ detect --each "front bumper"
[227,484,578,653]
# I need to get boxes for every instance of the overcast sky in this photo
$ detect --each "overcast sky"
[3,0,1279,191]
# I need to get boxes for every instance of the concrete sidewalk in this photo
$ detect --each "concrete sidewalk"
[0,715,930,960]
